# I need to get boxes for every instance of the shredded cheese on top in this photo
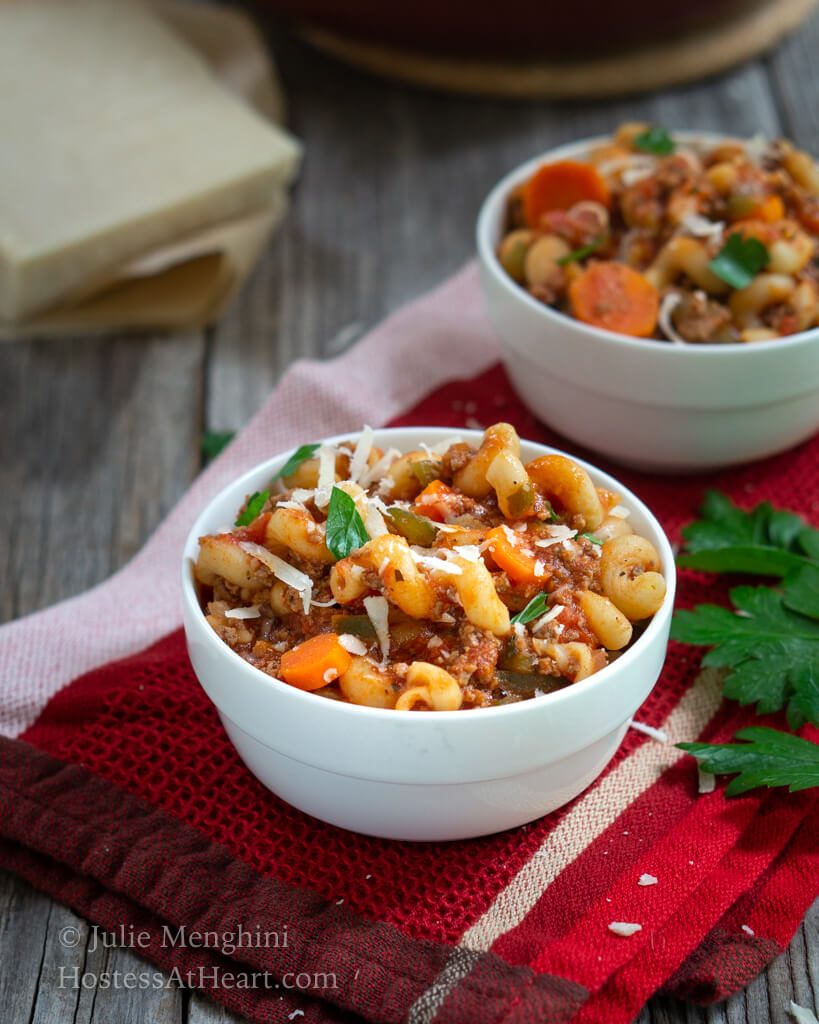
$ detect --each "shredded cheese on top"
[348,425,374,484]
[238,542,313,613]
[680,212,725,241]
[532,604,564,634]
[658,292,687,346]
[338,633,368,656]
[363,595,390,663]
[360,447,401,488]
[313,445,337,509]
[224,606,262,620]
[608,922,642,937]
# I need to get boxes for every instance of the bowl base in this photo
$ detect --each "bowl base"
[220,713,629,842]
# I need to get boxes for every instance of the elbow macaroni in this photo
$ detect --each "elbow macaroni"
[195,423,668,710]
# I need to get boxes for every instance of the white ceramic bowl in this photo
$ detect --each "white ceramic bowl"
[182,428,676,841]
[477,134,819,472]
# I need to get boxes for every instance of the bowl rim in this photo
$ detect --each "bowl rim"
[476,129,819,355]
[181,426,676,724]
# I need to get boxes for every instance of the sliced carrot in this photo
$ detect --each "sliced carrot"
[413,480,455,522]
[569,262,659,338]
[279,633,352,692]
[485,526,542,586]
[523,160,610,227]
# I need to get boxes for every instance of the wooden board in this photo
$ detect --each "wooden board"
[300,0,817,99]
[1,6,819,1023]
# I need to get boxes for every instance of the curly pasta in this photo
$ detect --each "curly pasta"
[498,125,819,343]
[195,424,668,710]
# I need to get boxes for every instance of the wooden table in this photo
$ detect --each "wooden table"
[1,9,817,1023]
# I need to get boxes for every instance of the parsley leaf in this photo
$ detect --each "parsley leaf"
[557,238,603,266]
[511,593,549,625]
[671,583,819,726]
[201,430,235,460]
[633,127,676,156]
[325,486,369,560]
[581,532,603,545]
[708,233,769,290]
[275,443,320,482]
[235,490,269,527]
[678,727,819,795]
[678,490,817,576]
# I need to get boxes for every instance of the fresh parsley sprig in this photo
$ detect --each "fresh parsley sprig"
[511,593,549,625]
[679,728,819,795]
[325,486,369,560]
[235,490,269,527]
[634,126,676,156]
[672,492,819,793]
[708,233,769,290]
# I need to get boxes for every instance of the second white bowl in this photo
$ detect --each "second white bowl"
[476,135,819,472]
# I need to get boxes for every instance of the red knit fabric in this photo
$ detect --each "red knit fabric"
[1,363,817,1024]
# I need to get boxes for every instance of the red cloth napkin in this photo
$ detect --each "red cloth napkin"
[1,265,817,1024]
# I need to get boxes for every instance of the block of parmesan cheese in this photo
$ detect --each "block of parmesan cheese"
[0,0,301,320]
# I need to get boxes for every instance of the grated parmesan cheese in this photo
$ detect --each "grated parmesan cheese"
[608,922,642,937]
[313,445,338,509]
[360,447,401,487]
[532,604,565,634]
[224,606,261,620]
[363,595,390,663]
[290,488,315,504]
[597,154,656,179]
[697,766,716,794]
[788,1003,819,1024]
[412,553,463,576]
[680,212,725,241]
[621,164,656,186]
[310,598,338,608]
[323,667,339,683]
[609,505,630,519]
[451,544,482,562]
[363,499,389,539]
[638,874,658,887]
[338,633,367,656]
[276,499,308,511]
[348,425,374,484]
[427,635,443,649]
[427,436,463,456]
[239,542,313,613]
[628,719,669,744]
[658,292,688,346]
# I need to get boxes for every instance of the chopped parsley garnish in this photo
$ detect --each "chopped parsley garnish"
[511,592,550,626]
[633,126,676,156]
[235,490,269,527]
[557,238,603,266]
[582,532,603,545]
[275,442,320,482]
[679,728,819,796]
[201,430,234,460]
[325,486,369,560]
[708,233,769,290]
[672,492,819,794]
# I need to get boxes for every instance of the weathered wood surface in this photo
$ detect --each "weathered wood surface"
[1,7,818,1022]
